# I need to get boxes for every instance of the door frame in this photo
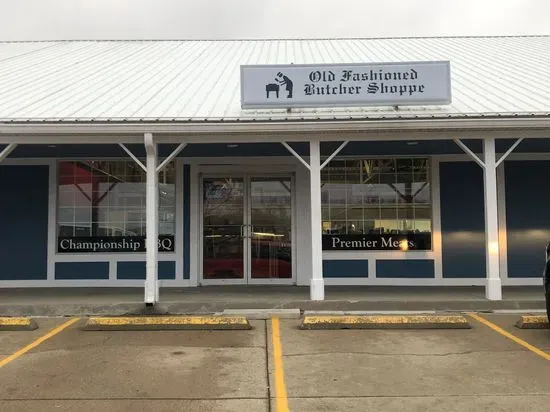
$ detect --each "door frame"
[198,167,296,285]
[200,173,247,285]
[246,173,296,285]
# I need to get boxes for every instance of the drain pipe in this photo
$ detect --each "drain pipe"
[144,133,159,305]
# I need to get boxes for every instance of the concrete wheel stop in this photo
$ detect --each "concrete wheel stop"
[300,313,472,329]
[82,315,252,331]
[0,317,39,331]
[515,315,550,329]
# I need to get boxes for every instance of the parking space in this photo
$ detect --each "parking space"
[0,318,69,363]
[479,313,550,352]
[275,313,550,412]
[0,313,549,412]
[0,318,268,411]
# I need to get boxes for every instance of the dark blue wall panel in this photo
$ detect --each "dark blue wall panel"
[6,140,487,158]
[376,259,434,278]
[180,143,309,157]
[0,166,49,280]
[440,162,486,278]
[117,261,176,280]
[335,140,483,156]
[505,161,550,277]
[496,139,550,154]
[10,144,139,158]
[183,164,190,279]
[55,262,109,280]
[8,143,310,158]
[323,260,368,277]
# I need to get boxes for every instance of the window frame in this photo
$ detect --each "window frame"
[320,155,434,252]
[55,159,178,254]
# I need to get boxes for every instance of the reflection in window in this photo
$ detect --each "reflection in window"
[321,158,431,236]
[57,160,176,237]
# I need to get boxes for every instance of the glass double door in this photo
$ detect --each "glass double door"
[201,175,293,284]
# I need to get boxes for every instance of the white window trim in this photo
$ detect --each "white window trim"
[320,156,434,255]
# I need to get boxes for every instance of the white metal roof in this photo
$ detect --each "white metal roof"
[0,36,548,123]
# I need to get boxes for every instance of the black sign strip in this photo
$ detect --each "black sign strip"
[57,235,175,253]
[322,234,431,251]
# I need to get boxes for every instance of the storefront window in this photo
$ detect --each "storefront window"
[321,158,431,237]
[57,160,176,253]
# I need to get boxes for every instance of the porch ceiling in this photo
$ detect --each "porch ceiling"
[5,139,550,159]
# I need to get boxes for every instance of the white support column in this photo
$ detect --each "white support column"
[144,133,159,304]
[309,140,324,300]
[282,140,351,301]
[483,137,502,300]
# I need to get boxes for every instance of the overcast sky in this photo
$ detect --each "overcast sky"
[0,0,548,41]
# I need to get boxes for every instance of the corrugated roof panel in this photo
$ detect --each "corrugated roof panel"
[2,42,137,118]
[0,41,62,63]
[90,42,190,118]
[22,43,161,118]
[185,41,252,119]
[0,37,548,122]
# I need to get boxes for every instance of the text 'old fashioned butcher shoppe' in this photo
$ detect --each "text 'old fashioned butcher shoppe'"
[240,61,451,109]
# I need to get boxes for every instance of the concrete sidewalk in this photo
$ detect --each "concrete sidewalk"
[0,285,545,316]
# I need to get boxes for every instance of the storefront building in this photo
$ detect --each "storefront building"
[0,36,549,303]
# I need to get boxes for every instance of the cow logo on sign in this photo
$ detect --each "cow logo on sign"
[265,72,293,99]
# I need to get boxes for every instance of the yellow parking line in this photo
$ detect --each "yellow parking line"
[468,313,550,361]
[271,317,289,412]
[0,317,80,369]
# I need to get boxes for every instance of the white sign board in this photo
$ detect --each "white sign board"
[240,61,451,109]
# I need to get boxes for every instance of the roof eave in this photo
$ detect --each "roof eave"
[1,115,549,145]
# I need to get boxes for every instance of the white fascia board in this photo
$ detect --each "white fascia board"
[0,117,549,144]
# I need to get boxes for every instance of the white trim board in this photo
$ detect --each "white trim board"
[323,278,542,286]
[497,161,509,280]
[322,252,436,260]
[431,157,443,279]
[53,254,178,262]
[0,278,540,288]
[1,117,548,141]
[46,160,56,281]
[189,162,200,287]
[175,159,185,281]
[0,280,192,288]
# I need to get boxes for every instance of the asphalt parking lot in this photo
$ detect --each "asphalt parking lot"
[1,313,550,412]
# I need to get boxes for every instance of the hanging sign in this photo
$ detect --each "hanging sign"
[57,235,175,253]
[241,61,451,109]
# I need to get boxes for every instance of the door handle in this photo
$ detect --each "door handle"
[240,225,244,238]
